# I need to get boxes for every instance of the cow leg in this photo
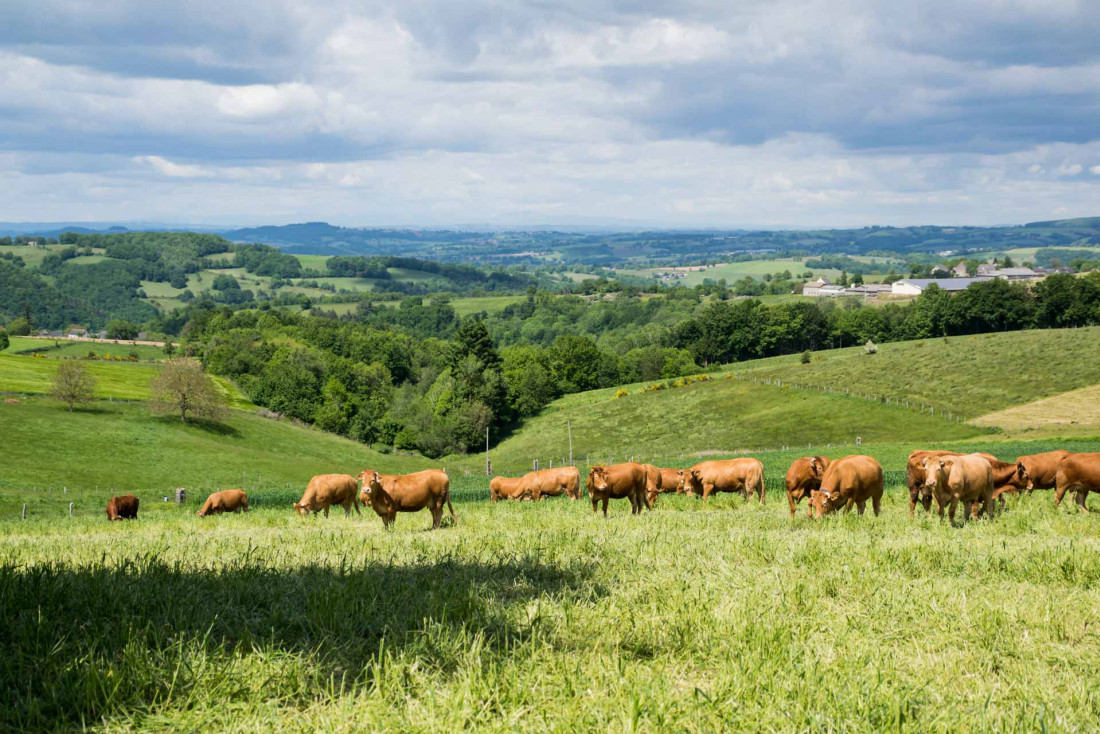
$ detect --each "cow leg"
[908,491,917,518]
[430,503,443,530]
[602,498,609,517]
[323,506,330,518]
[872,492,882,517]
[1053,482,1071,508]
[1075,489,1091,514]
[844,498,854,514]
[949,499,958,525]
[985,492,994,520]
[787,493,797,519]
[591,498,599,514]
[856,499,866,516]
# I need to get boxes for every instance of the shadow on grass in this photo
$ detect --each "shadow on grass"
[151,414,242,437]
[1,552,598,729]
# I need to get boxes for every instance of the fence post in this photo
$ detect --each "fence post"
[69,502,73,518]
[22,504,27,521]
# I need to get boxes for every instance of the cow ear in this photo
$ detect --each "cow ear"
[939,458,946,468]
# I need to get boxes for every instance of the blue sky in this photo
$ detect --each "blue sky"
[2,0,1099,227]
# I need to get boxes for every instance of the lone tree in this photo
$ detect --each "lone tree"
[0,329,8,352]
[51,360,97,411]
[150,358,227,424]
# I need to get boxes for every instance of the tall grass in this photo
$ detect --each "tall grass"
[3,484,1099,731]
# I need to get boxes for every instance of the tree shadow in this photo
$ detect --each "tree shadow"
[1,553,599,729]
[151,414,242,437]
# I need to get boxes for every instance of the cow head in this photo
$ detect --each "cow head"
[810,487,837,517]
[922,457,951,492]
[195,509,205,518]
[680,469,702,496]
[1016,462,1031,490]
[368,472,386,496]
[590,466,611,492]
[292,501,310,516]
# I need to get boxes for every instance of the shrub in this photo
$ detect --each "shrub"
[801,350,812,364]
[614,389,628,399]
[864,339,878,354]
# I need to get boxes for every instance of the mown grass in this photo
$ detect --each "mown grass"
[2,481,1099,731]
[749,327,1100,419]
[10,341,170,361]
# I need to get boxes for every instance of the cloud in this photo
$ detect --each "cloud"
[0,0,1098,225]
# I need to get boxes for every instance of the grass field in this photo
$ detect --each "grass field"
[0,353,248,406]
[3,461,1100,731]
[1,336,46,353]
[0,397,430,493]
[6,340,169,360]
[746,327,1100,420]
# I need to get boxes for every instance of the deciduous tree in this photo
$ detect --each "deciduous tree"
[149,358,228,423]
[51,361,97,411]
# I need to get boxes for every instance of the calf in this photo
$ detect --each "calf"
[106,494,139,521]
[1016,450,1069,495]
[906,450,996,517]
[489,475,534,502]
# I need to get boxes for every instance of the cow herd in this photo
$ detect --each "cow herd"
[100,449,1100,528]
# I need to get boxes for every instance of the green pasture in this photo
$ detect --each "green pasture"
[0,353,248,406]
[2,469,1099,731]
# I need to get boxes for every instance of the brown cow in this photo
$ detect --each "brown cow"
[988,460,1031,510]
[1054,453,1100,513]
[530,466,582,501]
[488,476,534,502]
[106,494,139,521]
[680,458,765,503]
[645,467,682,507]
[923,453,994,523]
[363,469,455,529]
[588,463,647,516]
[785,456,830,518]
[293,474,361,517]
[196,489,249,517]
[810,455,883,518]
[639,464,662,509]
[906,450,996,517]
[1016,450,1069,495]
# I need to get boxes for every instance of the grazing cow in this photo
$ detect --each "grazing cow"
[906,450,996,517]
[106,494,139,521]
[785,456,831,518]
[587,463,647,516]
[196,489,249,517]
[1016,450,1069,495]
[530,466,582,501]
[923,453,994,523]
[645,467,683,507]
[489,475,534,502]
[680,458,765,503]
[988,460,1031,509]
[1054,453,1100,513]
[810,455,883,518]
[293,474,361,517]
[363,469,455,529]
[639,464,662,509]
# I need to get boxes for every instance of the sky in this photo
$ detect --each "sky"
[2,0,1100,228]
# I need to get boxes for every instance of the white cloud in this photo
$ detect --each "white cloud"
[131,155,211,178]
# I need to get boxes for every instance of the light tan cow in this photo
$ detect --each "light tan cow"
[363,469,455,530]
[906,450,998,517]
[810,455,884,518]
[1054,452,1100,513]
[923,453,994,523]
[196,489,249,517]
[587,463,647,516]
[294,474,361,517]
[680,458,765,503]
[1016,450,1069,494]
[785,456,830,518]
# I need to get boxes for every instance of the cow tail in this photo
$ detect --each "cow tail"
[445,479,457,525]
